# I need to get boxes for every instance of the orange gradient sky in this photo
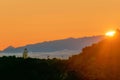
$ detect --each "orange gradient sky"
[0,0,120,50]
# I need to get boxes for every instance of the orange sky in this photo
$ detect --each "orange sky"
[0,0,120,50]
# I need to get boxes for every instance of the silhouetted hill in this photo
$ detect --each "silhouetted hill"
[68,30,120,80]
[1,36,104,53]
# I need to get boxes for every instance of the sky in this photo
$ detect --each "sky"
[0,0,120,50]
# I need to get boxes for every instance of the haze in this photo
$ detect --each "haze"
[0,0,120,50]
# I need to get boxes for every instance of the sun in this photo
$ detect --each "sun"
[105,31,116,37]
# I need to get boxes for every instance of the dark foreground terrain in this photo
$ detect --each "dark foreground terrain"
[0,56,78,80]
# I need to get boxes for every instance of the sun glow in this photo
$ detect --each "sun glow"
[105,31,116,37]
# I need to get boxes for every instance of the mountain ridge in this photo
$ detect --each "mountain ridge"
[1,35,104,53]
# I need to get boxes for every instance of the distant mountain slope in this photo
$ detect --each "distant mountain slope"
[68,30,120,80]
[1,36,104,53]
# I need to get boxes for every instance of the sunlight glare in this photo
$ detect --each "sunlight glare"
[105,31,116,37]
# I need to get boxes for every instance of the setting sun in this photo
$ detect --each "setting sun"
[105,31,116,37]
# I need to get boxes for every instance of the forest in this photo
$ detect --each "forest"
[0,56,78,80]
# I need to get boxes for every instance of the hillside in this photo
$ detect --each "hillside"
[68,30,120,80]
[1,36,104,53]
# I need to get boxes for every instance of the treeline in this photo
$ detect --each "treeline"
[68,38,120,80]
[0,56,78,80]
